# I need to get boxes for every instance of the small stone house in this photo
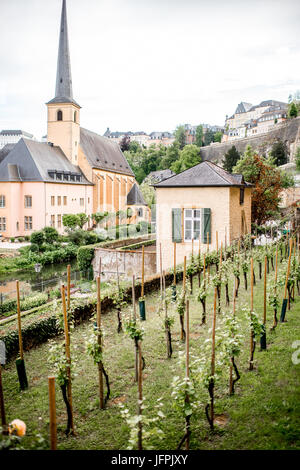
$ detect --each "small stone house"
[153,161,252,271]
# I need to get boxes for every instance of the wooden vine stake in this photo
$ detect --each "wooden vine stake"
[16,280,28,390]
[116,253,123,332]
[249,258,255,371]
[67,264,71,311]
[229,277,238,395]
[137,339,143,450]
[198,238,201,287]
[48,376,57,450]
[132,275,139,382]
[180,256,187,342]
[139,246,146,321]
[172,242,177,301]
[260,256,267,350]
[163,271,172,358]
[272,246,279,329]
[185,299,191,449]
[61,284,75,435]
[206,288,217,431]
[0,363,8,435]
[177,299,191,450]
[160,243,163,301]
[97,269,104,409]
[280,238,293,322]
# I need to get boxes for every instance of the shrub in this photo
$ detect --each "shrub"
[17,237,25,243]
[63,214,80,229]
[77,245,94,271]
[66,229,86,246]
[10,237,15,243]
[84,231,98,245]
[43,227,59,243]
[30,243,39,253]
[24,236,30,241]
[30,231,45,248]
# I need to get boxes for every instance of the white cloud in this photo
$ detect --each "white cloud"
[1,0,300,138]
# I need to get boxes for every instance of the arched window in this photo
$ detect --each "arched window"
[74,111,77,123]
[57,110,63,121]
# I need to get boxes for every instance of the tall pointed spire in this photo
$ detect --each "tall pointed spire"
[47,0,80,106]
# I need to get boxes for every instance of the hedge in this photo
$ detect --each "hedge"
[0,293,48,316]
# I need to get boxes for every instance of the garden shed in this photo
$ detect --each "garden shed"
[153,161,252,271]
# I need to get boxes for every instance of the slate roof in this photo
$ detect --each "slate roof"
[126,184,147,206]
[80,128,134,177]
[0,130,34,138]
[153,161,251,188]
[235,102,253,114]
[0,138,92,184]
[0,144,15,164]
[145,169,175,183]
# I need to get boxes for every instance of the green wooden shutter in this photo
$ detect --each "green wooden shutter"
[201,208,211,243]
[172,208,182,243]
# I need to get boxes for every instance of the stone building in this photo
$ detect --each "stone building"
[154,161,252,271]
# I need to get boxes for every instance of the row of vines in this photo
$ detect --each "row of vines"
[0,232,300,450]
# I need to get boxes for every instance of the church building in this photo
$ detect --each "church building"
[0,0,139,238]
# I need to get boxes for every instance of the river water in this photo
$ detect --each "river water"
[0,259,80,301]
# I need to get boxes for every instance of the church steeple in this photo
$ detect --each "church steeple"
[47,0,80,106]
[46,0,81,165]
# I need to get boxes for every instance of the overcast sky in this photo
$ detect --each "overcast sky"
[1,0,300,139]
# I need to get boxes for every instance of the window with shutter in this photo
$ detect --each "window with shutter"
[172,208,182,243]
[201,208,211,243]
[184,209,201,241]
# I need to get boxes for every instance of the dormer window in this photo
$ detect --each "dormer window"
[57,110,63,121]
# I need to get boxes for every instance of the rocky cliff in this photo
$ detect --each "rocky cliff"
[200,117,300,164]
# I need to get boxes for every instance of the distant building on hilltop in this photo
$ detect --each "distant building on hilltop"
[103,128,175,148]
[184,123,224,145]
[0,130,36,149]
[223,100,288,142]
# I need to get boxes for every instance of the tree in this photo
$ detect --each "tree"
[119,135,131,152]
[270,140,288,166]
[295,147,300,171]
[77,213,89,229]
[140,182,156,207]
[233,145,294,224]
[42,226,59,243]
[174,125,186,150]
[288,102,298,118]
[171,144,201,174]
[62,214,80,229]
[125,144,167,184]
[195,125,203,147]
[30,230,45,249]
[128,141,142,153]
[213,131,223,143]
[204,129,214,146]
[160,142,180,169]
[222,146,240,173]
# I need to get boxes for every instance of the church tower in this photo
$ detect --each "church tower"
[46,0,80,165]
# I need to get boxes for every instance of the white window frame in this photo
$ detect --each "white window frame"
[184,209,201,242]
[24,195,32,208]
[0,217,6,231]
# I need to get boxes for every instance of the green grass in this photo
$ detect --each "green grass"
[1,259,300,450]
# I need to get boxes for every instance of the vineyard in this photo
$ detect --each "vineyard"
[0,234,300,450]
